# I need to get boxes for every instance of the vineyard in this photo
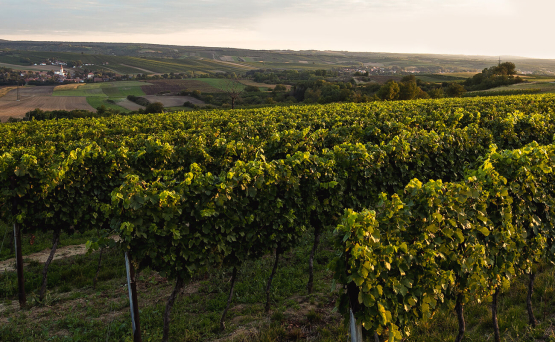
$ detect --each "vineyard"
[2,94,555,341]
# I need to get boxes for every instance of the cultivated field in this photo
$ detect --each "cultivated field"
[115,98,146,111]
[0,86,18,98]
[0,95,94,121]
[196,78,245,91]
[52,81,148,97]
[0,62,61,72]
[141,79,222,94]
[482,81,555,93]
[1,86,54,100]
[0,81,208,118]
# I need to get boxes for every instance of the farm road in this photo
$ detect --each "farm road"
[0,244,88,273]
[0,236,120,273]
[119,63,159,75]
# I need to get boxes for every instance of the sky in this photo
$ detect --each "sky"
[1,0,554,59]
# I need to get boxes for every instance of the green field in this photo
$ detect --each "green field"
[477,81,555,94]
[3,40,555,76]
[0,51,255,75]
[53,81,148,97]
[196,78,246,91]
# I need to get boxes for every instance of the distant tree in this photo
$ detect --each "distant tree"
[244,85,260,92]
[183,101,197,108]
[303,88,322,103]
[145,102,165,114]
[463,62,522,90]
[446,83,466,97]
[416,89,431,99]
[272,84,287,92]
[97,105,107,115]
[428,87,445,99]
[377,80,400,101]
[399,76,421,100]
[222,78,244,109]
[493,62,517,76]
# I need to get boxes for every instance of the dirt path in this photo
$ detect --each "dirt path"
[215,60,253,69]
[0,236,120,273]
[0,244,88,273]
[119,64,157,74]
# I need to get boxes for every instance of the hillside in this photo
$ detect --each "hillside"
[2,40,555,75]
[3,95,555,341]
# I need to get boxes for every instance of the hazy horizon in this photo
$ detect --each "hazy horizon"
[2,0,554,59]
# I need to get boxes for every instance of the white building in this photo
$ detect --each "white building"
[54,65,66,77]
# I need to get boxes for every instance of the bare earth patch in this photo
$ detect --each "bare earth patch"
[0,96,94,121]
[1,86,55,100]
[116,98,145,111]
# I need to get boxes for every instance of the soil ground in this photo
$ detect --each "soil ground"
[1,86,55,100]
[0,86,95,121]
[0,87,94,121]
[116,98,145,111]
[0,96,94,121]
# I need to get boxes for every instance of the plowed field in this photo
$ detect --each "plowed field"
[0,95,94,121]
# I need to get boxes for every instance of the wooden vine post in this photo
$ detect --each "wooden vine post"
[11,178,26,309]
[13,221,26,308]
[125,252,142,342]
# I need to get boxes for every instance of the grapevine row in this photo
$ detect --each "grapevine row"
[2,95,555,340]
[334,142,555,341]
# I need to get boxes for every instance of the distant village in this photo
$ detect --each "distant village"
[19,59,118,84]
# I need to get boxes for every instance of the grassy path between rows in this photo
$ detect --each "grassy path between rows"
[1,223,555,341]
